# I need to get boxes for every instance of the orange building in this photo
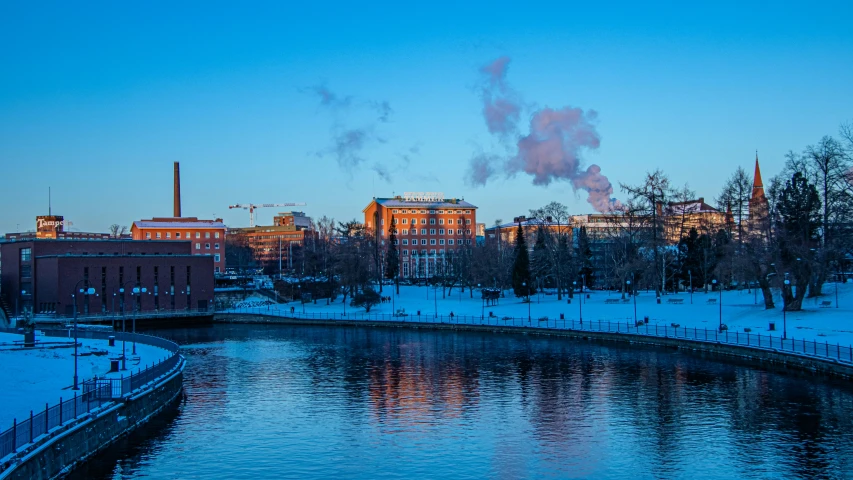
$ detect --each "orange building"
[363,194,477,279]
[228,212,315,274]
[131,217,227,273]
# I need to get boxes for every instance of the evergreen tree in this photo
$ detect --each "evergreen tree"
[384,215,400,294]
[511,222,535,298]
[576,226,594,288]
[778,171,821,311]
[531,227,550,288]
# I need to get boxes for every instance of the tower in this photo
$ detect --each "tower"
[748,151,769,231]
[173,162,182,217]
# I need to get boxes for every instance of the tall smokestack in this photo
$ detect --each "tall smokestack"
[173,162,182,217]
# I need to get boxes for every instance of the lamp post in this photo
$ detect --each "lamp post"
[131,286,147,354]
[712,279,722,331]
[573,281,583,324]
[522,282,530,323]
[478,284,484,320]
[71,280,95,390]
[688,270,693,304]
[783,277,790,339]
[627,278,636,324]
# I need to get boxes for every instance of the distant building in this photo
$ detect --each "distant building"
[228,212,316,275]
[662,197,727,243]
[363,194,477,278]
[484,215,572,248]
[5,215,116,241]
[131,217,227,273]
[0,239,214,318]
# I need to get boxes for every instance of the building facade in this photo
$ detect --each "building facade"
[363,195,477,279]
[228,212,315,275]
[131,217,226,273]
[0,239,214,318]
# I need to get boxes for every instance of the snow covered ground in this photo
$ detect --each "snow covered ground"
[228,282,853,344]
[0,331,170,429]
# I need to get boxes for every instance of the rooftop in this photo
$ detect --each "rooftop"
[133,217,227,229]
[371,197,477,209]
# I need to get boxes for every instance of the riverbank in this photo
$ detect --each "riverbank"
[216,313,853,381]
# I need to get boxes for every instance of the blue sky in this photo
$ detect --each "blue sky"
[1,1,851,233]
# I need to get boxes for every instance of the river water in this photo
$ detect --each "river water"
[70,324,853,479]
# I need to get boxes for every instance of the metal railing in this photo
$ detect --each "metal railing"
[9,307,216,325]
[223,306,853,365]
[0,330,182,465]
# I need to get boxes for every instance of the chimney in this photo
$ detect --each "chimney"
[173,162,182,217]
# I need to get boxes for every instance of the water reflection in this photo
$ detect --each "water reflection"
[71,324,853,480]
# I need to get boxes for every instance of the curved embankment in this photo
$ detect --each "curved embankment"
[216,313,853,380]
[0,333,184,480]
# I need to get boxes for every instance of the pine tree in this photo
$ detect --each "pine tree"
[384,215,400,294]
[511,222,534,298]
[778,171,821,311]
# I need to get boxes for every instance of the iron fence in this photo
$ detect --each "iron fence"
[0,330,182,464]
[223,306,853,365]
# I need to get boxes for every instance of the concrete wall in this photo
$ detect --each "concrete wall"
[215,313,853,381]
[1,361,184,480]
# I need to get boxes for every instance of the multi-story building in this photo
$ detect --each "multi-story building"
[484,216,572,249]
[228,212,315,275]
[363,194,477,279]
[131,217,226,273]
[662,197,728,243]
[0,239,214,318]
[5,215,117,241]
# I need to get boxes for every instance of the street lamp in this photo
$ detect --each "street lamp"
[688,270,693,304]
[573,280,583,324]
[626,278,636,324]
[522,282,530,323]
[298,285,304,314]
[783,277,790,339]
[712,279,722,331]
[71,280,95,390]
[131,286,147,354]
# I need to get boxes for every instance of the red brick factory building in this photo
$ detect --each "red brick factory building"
[363,193,477,279]
[0,239,214,319]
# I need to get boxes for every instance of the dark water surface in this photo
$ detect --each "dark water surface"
[71,324,853,479]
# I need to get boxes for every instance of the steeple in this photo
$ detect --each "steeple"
[752,151,763,190]
[749,151,768,223]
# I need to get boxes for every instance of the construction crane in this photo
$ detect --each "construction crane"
[229,203,307,227]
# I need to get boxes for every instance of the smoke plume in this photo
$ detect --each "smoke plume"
[468,57,621,212]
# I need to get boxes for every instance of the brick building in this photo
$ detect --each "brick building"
[363,195,477,279]
[0,239,214,319]
[228,212,316,275]
[131,217,226,273]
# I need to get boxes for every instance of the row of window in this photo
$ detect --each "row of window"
[398,245,471,256]
[391,218,472,225]
[391,209,471,215]
[398,229,472,236]
[193,243,221,252]
[145,231,221,240]
[397,238,473,246]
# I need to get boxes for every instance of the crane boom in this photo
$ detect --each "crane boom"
[228,202,307,227]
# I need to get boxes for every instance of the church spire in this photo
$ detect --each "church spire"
[749,151,768,222]
[753,150,763,190]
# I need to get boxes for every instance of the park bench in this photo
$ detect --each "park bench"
[604,299,621,304]
[820,301,832,308]
[393,308,408,317]
[666,298,684,305]
[707,298,717,305]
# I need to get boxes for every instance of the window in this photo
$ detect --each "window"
[449,239,455,245]
[205,232,211,239]
[438,210,444,214]
[186,232,190,238]
[457,229,462,235]
[439,219,444,225]
[421,239,427,245]
[196,243,201,250]
[215,266,221,273]
[439,229,444,235]
[392,209,399,214]
[420,210,426,214]
[403,249,409,255]
[466,229,472,235]
[402,229,408,235]
[214,254,221,262]
[20,248,32,262]
[402,218,408,224]
[205,243,211,249]
[392,218,398,224]
[430,249,437,254]
[466,219,471,225]
[393,239,398,245]
[176,232,181,239]
[215,243,220,249]
[403,263,409,277]
[215,232,220,239]
[420,219,426,225]
[421,249,427,254]
[429,210,435,214]
[381,218,385,225]
[465,210,471,214]
[439,239,445,245]
[430,218,436,225]
[20,264,32,277]
[403,239,409,245]
[448,219,454,225]
[411,218,416,225]
[166,232,171,239]
[145,232,151,239]
[466,239,472,245]
[421,229,426,235]
[196,232,201,239]
[430,229,436,235]
[411,238,417,244]
[430,239,436,245]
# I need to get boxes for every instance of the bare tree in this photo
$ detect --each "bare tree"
[109,224,128,238]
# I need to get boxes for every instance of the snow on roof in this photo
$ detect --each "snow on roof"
[133,219,226,229]
[372,198,477,209]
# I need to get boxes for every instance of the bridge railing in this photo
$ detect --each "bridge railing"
[221,306,853,365]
